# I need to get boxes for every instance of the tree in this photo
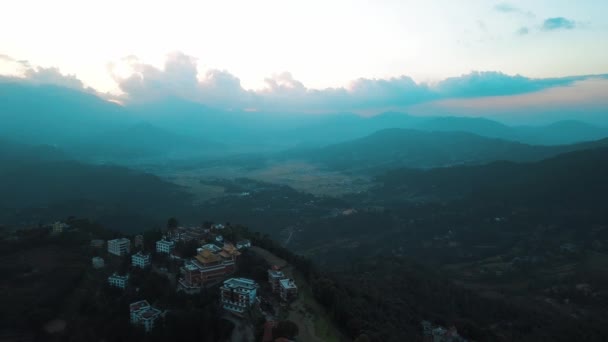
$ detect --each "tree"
[167,217,179,230]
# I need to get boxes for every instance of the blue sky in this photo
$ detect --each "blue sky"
[0,0,607,120]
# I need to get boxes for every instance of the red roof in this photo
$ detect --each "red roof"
[262,321,276,342]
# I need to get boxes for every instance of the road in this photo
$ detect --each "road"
[223,313,255,342]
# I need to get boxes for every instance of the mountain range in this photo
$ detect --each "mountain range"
[1,81,607,164]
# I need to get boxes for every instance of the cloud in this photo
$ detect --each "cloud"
[110,53,607,113]
[542,17,576,30]
[494,3,534,17]
[0,54,85,91]
[516,26,529,35]
[434,71,585,98]
[3,52,604,114]
[408,77,608,125]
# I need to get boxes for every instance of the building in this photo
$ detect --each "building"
[131,252,151,268]
[51,221,69,234]
[178,243,240,293]
[279,278,298,302]
[130,300,162,333]
[236,239,252,250]
[220,278,258,316]
[108,273,129,289]
[215,235,224,244]
[134,234,144,249]
[108,238,131,256]
[92,257,105,269]
[90,239,105,248]
[156,238,175,254]
[268,268,285,293]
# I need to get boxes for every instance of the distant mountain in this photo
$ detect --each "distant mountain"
[72,122,223,161]
[0,140,194,231]
[372,145,608,205]
[288,128,608,172]
[0,137,66,162]
[1,82,606,160]
[0,82,131,145]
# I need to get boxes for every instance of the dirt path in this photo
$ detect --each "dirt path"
[223,313,255,342]
[249,246,348,342]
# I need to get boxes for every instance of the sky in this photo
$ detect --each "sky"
[1,0,607,119]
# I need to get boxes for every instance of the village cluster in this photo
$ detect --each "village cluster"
[52,221,299,333]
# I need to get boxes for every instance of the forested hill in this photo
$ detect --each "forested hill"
[287,128,608,173]
[369,145,608,207]
[0,140,193,230]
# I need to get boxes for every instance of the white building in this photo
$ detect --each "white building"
[279,278,298,302]
[108,238,131,256]
[92,257,105,269]
[108,273,129,289]
[220,278,258,316]
[156,238,175,254]
[236,239,252,250]
[130,300,162,333]
[131,252,151,268]
[51,221,69,234]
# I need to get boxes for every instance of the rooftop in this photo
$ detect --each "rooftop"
[222,277,258,290]
[109,237,130,243]
[109,273,129,280]
[200,243,222,253]
[279,278,297,290]
[269,270,284,278]
[130,300,150,312]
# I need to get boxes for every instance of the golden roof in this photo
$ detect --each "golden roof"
[195,250,220,264]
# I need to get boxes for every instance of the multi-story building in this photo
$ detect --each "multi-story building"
[92,257,105,269]
[108,273,129,289]
[220,278,258,316]
[51,221,69,234]
[178,243,240,293]
[268,268,285,293]
[279,278,298,302]
[134,234,144,249]
[236,239,252,250]
[130,300,162,333]
[131,252,151,268]
[108,238,131,256]
[156,238,175,254]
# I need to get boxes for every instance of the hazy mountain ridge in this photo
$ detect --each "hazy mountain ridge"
[287,128,608,173]
[0,139,194,230]
[1,82,607,163]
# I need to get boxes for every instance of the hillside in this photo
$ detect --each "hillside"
[288,128,608,172]
[0,140,194,231]
[371,145,608,204]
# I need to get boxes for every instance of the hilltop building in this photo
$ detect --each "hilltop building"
[130,300,162,332]
[268,268,285,293]
[108,238,131,256]
[131,252,151,268]
[178,243,240,293]
[108,273,129,289]
[51,221,69,234]
[236,239,252,250]
[279,278,298,302]
[92,257,105,269]
[220,278,258,316]
[156,238,175,254]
